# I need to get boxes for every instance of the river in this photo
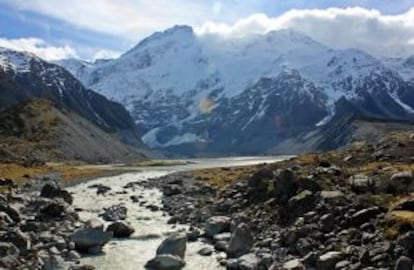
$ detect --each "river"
[68,156,289,270]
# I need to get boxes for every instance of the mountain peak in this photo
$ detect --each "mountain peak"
[128,25,194,53]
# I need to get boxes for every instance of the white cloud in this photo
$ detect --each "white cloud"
[196,7,414,57]
[0,37,77,60]
[93,49,122,61]
[2,0,218,40]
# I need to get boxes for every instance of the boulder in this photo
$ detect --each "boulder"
[156,233,187,259]
[288,190,317,216]
[350,207,382,226]
[388,171,414,192]
[162,185,182,196]
[320,190,345,203]
[205,216,231,237]
[0,204,21,223]
[0,243,20,269]
[88,184,111,195]
[145,254,185,270]
[85,218,104,231]
[227,223,253,258]
[391,171,413,183]
[237,253,259,270]
[198,247,213,256]
[0,230,30,254]
[347,174,373,193]
[71,228,112,253]
[283,259,305,270]
[40,200,67,217]
[398,231,414,255]
[41,182,73,205]
[248,167,274,192]
[316,251,343,270]
[274,169,298,202]
[100,204,127,221]
[106,221,135,238]
[395,256,413,270]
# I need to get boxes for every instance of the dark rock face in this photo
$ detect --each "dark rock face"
[0,48,142,147]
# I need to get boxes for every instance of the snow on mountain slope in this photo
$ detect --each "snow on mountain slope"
[57,26,414,154]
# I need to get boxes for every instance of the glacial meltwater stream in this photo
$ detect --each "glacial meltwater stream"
[68,156,289,270]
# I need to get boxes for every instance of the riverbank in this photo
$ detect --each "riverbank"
[143,132,414,269]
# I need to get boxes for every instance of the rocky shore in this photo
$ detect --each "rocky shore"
[0,179,138,270]
[143,133,414,269]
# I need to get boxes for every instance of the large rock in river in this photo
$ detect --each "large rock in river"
[205,216,230,237]
[145,254,185,270]
[227,223,253,258]
[156,233,187,259]
[71,228,112,253]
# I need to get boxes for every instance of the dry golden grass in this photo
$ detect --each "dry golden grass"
[294,154,319,165]
[0,162,112,186]
[191,165,257,189]
[355,161,414,175]
[127,160,189,167]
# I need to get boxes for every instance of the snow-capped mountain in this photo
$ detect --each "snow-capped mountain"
[0,47,143,147]
[57,26,414,155]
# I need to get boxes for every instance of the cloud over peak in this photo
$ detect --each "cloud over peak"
[196,7,414,57]
[0,38,77,60]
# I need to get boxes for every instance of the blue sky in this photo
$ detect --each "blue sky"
[0,0,413,60]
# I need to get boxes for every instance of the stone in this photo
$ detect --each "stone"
[106,221,135,238]
[283,259,305,270]
[350,207,381,226]
[71,228,112,253]
[41,254,68,270]
[69,266,96,270]
[130,195,140,203]
[295,238,312,257]
[145,254,185,270]
[156,233,187,259]
[348,174,373,193]
[237,253,259,270]
[320,190,345,203]
[227,223,253,258]
[391,171,413,183]
[85,218,104,231]
[205,216,231,237]
[248,167,274,191]
[0,242,20,268]
[67,250,81,261]
[395,256,413,270]
[274,169,298,202]
[320,213,335,232]
[0,230,30,254]
[100,204,127,221]
[40,200,67,217]
[198,247,213,256]
[394,198,414,212]
[163,185,182,196]
[288,190,317,216]
[0,204,21,223]
[398,232,414,255]
[88,184,111,195]
[41,182,73,204]
[316,251,343,270]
